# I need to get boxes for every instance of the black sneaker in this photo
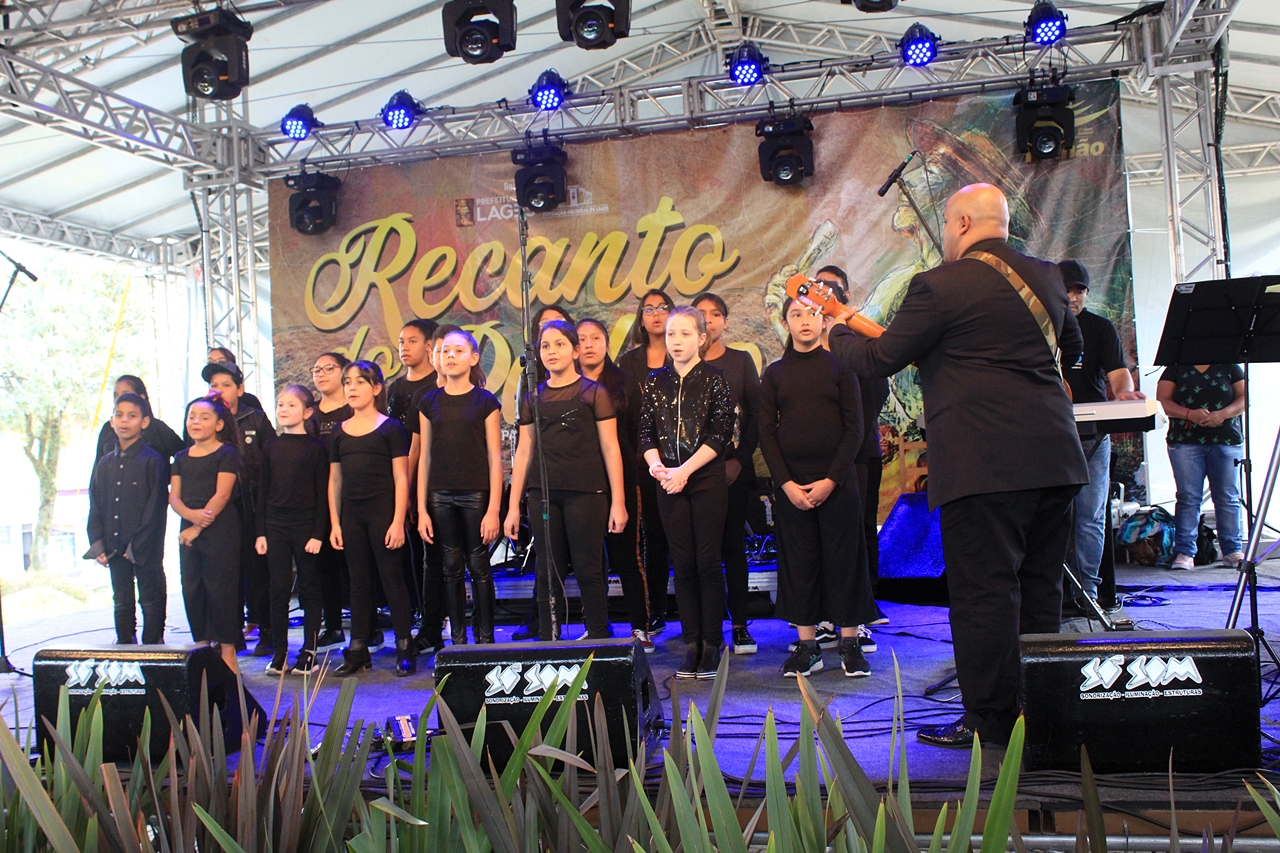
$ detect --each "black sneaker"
[414,633,446,655]
[316,629,345,652]
[731,626,757,655]
[857,625,877,654]
[675,642,700,679]
[511,624,538,642]
[251,638,274,657]
[696,643,722,679]
[648,617,667,636]
[869,606,890,626]
[367,628,385,653]
[291,651,317,675]
[815,622,839,648]
[840,639,871,678]
[783,642,823,677]
[265,653,289,676]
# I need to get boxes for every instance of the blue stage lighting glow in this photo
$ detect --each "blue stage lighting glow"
[381,91,419,130]
[726,42,768,86]
[898,22,938,67]
[1026,0,1067,45]
[528,70,569,111]
[280,104,318,140]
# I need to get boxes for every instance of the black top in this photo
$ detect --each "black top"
[518,377,615,493]
[171,443,241,530]
[618,345,671,458]
[330,417,410,502]
[387,373,437,436]
[418,386,502,491]
[257,433,330,540]
[704,347,760,471]
[827,331,890,463]
[638,361,736,469]
[316,402,354,449]
[1160,364,1244,446]
[233,406,274,514]
[1065,309,1127,404]
[241,391,265,413]
[836,238,1088,509]
[87,441,168,566]
[94,417,184,467]
[759,346,864,487]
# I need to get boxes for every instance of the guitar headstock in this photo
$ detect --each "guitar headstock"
[785,273,843,318]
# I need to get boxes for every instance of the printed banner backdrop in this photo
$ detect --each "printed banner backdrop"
[269,79,1135,519]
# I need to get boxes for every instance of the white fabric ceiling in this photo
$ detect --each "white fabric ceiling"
[1,0,1277,242]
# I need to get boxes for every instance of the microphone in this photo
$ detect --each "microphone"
[876,150,918,197]
[0,250,37,282]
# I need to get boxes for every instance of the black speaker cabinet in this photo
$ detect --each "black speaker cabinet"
[34,643,266,762]
[877,492,948,603]
[1021,629,1260,773]
[435,638,664,770]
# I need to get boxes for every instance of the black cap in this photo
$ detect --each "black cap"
[1058,259,1090,291]
[201,360,244,386]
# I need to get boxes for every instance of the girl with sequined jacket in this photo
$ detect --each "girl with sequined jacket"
[638,306,736,680]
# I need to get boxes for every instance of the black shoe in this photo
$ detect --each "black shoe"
[869,606,890,626]
[395,638,417,678]
[251,638,274,657]
[917,719,977,749]
[648,617,667,636]
[414,634,446,655]
[783,642,823,677]
[117,634,138,645]
[857,626,878,654]
[839,639,871,678]
[731,626,757,655]
[511,624,538,642]
[676,642,700,679]
[335,642,371,677]
[696,643,722,679]
[265,653,289,676]
[291,651,317,675]
[316,629,345,652]
[367,628,385,653]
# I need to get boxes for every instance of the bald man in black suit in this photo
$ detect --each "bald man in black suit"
[830,183,1087,749]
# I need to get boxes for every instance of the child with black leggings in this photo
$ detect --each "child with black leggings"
[639,306,735,679]
[329,361,416,677]
[255,384,328,676]
[170,396,242,674]
[417,329,502,645]
[504,320,628,641]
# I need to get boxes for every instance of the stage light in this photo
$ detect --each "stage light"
[284,171,341,236]
[726,42,769,87]
[529,70,570,111]
[512,145,569,212]
[280,104,321,140]
[1014,81,1075,160]
[170,8,253,101]
[756,115,815,186]
[898,22,938,67]
[1026,0,1067,45]
[443,0,517,65]
[848,0,898,10]
[381,91,421,130]
[556,0,630,50]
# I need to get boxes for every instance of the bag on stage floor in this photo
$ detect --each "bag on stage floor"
[1117,505,1174,566]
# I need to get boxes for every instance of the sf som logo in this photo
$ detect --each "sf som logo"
[1079,653,1202,691]
[65,659,146,689]
[484,662,583,697]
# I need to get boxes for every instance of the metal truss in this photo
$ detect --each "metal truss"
[0,200,192,267]
[1126,141,1280,185]
[256,18,1141,177]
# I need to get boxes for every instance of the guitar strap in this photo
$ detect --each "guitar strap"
[965,250,1064,379]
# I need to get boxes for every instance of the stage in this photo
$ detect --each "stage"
[4,555,1279,824]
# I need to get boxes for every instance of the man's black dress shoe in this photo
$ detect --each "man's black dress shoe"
[917,719,977,748]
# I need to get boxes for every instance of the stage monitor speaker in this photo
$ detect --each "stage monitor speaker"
[876,492,948,603]
[435,638,664,771]
[1021,629,1260,773]
[34,643,266,763]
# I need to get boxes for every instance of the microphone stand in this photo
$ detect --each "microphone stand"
[516,208,561,642]
[892,175,943,258]
[0,248,38,315]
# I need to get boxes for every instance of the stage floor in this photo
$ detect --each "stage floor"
[4,556,1279,814]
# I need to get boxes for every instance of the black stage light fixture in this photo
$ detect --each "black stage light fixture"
[847,0,899,10]
[512,144,569,212]
[556,0,630,50]
[1026,0,1068,46]
[1015,80,1075,160]
[284,171,342,236]
[756,115,815,186]
[529,69,570,111]
[726,41,769,86]
[443,0,517,65]
[281,104,321,140]
[171,8,254,101]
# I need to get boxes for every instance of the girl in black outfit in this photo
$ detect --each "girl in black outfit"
[504,320,628,641]
[417,330,503,645]
[578,318,652,652]
[329,361,416,677]
[639,306,735,679]
[312,352,353,651]
[94,375,184,464]
[760,298,876,679]
[617,290,676,635]
[255,385,328,676]
[170,397,242,673]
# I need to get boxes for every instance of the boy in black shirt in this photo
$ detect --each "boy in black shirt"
[86,393,169,644]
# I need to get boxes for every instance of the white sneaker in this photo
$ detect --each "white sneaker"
[1224,551,1245,568]
[1171,553,1196,570]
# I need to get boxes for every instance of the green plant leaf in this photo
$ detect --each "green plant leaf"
[371,797,429,826]
[660,748,715,853]
[526,761,616,853]
[627,756,677,853]
[873,801,887,853]
[978,717,1025,853]
[764,711,798,853]
[690,706,749,853]
[927,803,949,853]
[1244,782,1280,838]
[1079,746,1106,853]
[893,654,913,837]
[435,694,520,853]
[0,706,83,853]
[947,730,983,853]
[194,803,250,853]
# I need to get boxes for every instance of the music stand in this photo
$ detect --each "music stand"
[1153,275,1280,684]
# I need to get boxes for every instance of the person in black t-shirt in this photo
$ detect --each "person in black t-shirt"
[417,330,503,646]
[93,375,184,467]
[505,321,628,641]
[254,385,329,676]
[310,351,354,650]
[1059,260,1145,602]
